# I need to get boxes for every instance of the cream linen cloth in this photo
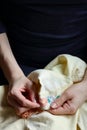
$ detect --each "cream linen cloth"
[0,54,87,130]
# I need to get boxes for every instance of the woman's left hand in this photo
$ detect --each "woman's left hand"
[49,80,87,115]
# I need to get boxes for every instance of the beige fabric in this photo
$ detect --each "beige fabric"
[0,54,87,130]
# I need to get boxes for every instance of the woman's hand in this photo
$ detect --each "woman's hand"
[0,33,40,115]
[49,80,87,115]
[7,75,40,115]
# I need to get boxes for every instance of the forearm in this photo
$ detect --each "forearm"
[81,69,87,100]
[0,33,24,84]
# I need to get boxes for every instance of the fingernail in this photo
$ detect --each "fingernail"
[51,103,57,108]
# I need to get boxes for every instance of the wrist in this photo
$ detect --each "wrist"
[9,69,25,84]
[0,54,25,84]
[81,77,87,101]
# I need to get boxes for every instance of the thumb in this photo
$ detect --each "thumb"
[51,93,69,109]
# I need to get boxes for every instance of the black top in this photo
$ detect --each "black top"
[0,22,5,33]
[0,0,87,68]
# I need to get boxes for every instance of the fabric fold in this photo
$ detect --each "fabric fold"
[0,54,87,130]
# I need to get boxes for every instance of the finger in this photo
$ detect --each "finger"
[39,98,48,107]
[49,105,70,115]
[26,84,36,103]
[49,107,66,115]
[49,101,76,115]
[51,93,69,109]
[9,91,40,108]
[7,95,30,115]
[23,80,38,103]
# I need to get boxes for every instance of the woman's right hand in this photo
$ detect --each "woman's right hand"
[7,75,40,115]
[0,33,40,116]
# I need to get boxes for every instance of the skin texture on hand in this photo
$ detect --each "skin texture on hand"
[1,33,87,118]
[19,80,87,118]
[7,75,40,115]
[19,79,87,118]
[49,78,87,115]
[7,69,87,118]
[16,70,87,118]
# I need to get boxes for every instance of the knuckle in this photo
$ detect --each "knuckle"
[29,81,33,86]
[9,90,13,96]
[69,106,77,114]
[64,91,71,98]
[27,79,33,86]
[10,89,16,96]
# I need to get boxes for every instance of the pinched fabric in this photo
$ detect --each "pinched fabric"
[0,54,87,130]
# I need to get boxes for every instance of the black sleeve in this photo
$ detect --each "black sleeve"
[0,22,6,33]
[0,0,6,33]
